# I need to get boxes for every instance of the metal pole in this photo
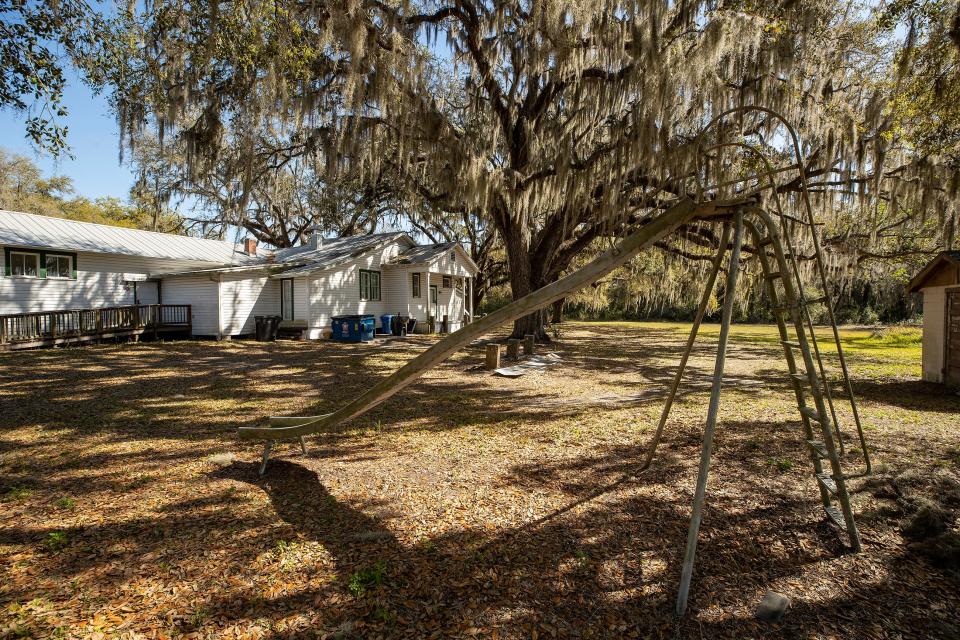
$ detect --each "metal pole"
[641,221,732,470]
[675,211,745,616]
[259,442,273,476]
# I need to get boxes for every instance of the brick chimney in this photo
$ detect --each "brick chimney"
[243,238,258,255]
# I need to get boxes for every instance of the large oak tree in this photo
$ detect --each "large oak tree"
[106,0,957,337]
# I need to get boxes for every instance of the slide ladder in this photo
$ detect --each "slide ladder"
[746,208,868,550]
[673,209,871,614]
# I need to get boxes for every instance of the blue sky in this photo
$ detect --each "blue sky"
[0,67,136,202]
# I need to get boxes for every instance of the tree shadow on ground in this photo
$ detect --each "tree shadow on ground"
[854,379,960,413]
[2,327,958,638]
[205,436,960,639]
[2,419,958,638]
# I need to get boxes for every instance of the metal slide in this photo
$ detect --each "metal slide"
[238,196,723,470]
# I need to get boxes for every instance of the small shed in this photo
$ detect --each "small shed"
[907,251,960,385]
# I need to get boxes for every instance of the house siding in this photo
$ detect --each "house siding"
[219,272,281,336]
[2,232,476,343]
[921,285,947,383]
[294,278,310,325]
[305,240,412,339]
[161,275,221,336]
[428,248,473,279]
[381,266,423,320]
[305,263,470,336]
[433,276,467,330]
[407,270,429,324]
[0,248,220,315]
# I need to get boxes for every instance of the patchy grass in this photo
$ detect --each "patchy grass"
[348,561,388,597]
[1,486,32,502]
[0,322,957,639]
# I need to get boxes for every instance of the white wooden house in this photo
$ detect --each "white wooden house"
[0,209,477,343]
[907,251,960,386]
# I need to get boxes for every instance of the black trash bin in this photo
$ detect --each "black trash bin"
[265,315,281,341]
[255,315,282,341]
[394,315,409,336]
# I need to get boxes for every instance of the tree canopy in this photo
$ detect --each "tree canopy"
[0,0,107,155]
[94,0,960,334]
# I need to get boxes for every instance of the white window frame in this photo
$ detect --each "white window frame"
[280,279,295,321]
[10,251,40,278]
[45,253,72,279]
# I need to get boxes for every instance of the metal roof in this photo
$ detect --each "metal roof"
[0,209,262,265]
[270,232,413,277]
[388,241,479,273]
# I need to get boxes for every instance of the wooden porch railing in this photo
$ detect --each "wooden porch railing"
[0,304,191,347]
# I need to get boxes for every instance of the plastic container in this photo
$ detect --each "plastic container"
[255,315,281,341]
[380,314,395,335]
[394,315,410,336]
[331,315,376,342]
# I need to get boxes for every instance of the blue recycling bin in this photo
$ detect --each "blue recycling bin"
[380,314,395,335]
[331,315,376,342]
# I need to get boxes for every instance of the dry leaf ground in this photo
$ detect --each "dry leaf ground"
[1,321,958,639]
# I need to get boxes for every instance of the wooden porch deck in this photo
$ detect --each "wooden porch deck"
[0,304,192,350]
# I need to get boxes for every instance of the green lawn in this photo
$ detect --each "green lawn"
[581,320,923,380]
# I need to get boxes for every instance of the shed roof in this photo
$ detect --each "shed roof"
[907,251,960,292]
[0,209,260,265]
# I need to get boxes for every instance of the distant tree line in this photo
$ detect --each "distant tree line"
[0,148,181,232]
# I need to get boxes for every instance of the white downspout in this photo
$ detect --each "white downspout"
[213,275,223,339]
[468,276,473,323]
[424,271,431,332]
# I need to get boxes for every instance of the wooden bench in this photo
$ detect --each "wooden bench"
[277,319,308,340]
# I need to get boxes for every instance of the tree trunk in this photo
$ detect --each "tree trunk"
[504,237,553,340]
[512,307,549,340]
[551,297,564,324]
[471,274,486,314]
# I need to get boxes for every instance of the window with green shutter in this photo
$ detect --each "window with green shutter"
[4,248,77,279]
[10,251,40,277]
[360,269,381,301]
